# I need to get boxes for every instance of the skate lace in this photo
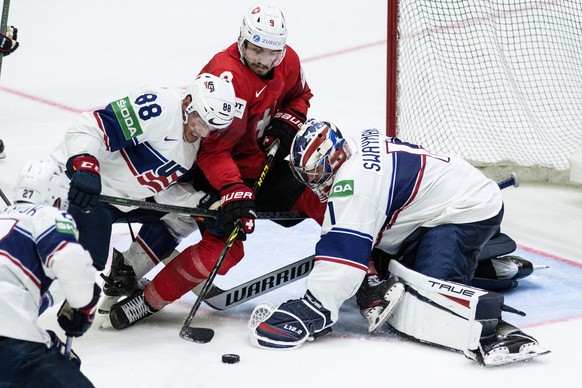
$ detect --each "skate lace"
[120,294,151,323]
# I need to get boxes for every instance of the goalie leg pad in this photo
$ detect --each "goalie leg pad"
[249,291,332,350]
[387,260,501,353]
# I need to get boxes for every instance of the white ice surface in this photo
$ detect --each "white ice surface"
[1,1,581,387]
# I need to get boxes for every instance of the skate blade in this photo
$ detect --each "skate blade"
[369,282,405,334]
[483,346,550,366]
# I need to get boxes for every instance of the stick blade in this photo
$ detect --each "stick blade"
[179,327,215,343]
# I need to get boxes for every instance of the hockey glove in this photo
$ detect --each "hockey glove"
[66,153,102,211]
[219,182,256,238]
[57,283,101,337]
[249,290,333,349]
[0,26,19,56]
[196,191,226,236]
[47,330,81,368]
[261,109,305,161]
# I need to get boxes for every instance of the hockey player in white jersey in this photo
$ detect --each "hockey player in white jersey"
[0,160,98,387]
[49,72,235,275]
[249,119,548,366]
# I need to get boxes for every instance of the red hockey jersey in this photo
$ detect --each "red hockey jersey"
[197,43,313,190]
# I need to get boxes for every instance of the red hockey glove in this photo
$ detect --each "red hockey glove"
[219,182,256,238]
[0,26,19,56]
[57,284,101,337]
[65,154,101,211]
[262,109,305,161]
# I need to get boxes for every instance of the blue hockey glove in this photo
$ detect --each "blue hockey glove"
[57,284,101,337]
[250,291,333,349]
[66,153,101,211]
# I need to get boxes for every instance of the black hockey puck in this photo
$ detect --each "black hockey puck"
[222,354,240,364]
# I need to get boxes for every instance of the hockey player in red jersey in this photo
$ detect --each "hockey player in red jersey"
[108,4,327,330]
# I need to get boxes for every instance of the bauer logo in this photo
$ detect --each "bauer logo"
[112,97,144,140]
[329,180,354,198]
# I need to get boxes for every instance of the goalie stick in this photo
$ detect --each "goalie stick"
[99,194,307,221]
[179,140,280,344]
[192,173,520,310]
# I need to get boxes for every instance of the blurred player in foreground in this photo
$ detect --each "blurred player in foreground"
[0,160,99,386]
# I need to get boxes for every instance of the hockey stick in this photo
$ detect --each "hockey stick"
[193,173,520,311]
[199,254,315,310]
[0,187,11,206]
[99,195,307,221]
[64,336,73,358]
[179,140,280,343]
[106,172,516,220]
[497,172,519,190]
[0,0,10,77]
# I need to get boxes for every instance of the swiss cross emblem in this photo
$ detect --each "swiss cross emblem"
[245,219,254,230]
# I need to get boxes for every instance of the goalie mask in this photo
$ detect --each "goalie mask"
[289,119,352,202]
[237,4,287,68]
[14,159,69,208]
[184,73,236,130]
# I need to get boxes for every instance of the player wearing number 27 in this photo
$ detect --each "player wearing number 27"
[0,160,98,387]
[249,119,549,366]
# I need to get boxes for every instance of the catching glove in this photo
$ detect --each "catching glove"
[66,154,102,211]
[219,182,256,238]
[57,283,101,337]
[261,109,305,160]
[0,26,19,56]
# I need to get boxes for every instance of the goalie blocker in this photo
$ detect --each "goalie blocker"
[386,260,549,366]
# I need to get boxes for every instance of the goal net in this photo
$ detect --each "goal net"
[388,0,582,183]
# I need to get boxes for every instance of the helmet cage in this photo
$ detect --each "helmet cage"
[289,119,351,202]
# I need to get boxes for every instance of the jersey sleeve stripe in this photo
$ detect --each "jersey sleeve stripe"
[0,251,41,289]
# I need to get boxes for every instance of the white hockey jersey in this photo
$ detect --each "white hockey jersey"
[306,128,503,321]
[0,204,95,346]
[52,87,199,205]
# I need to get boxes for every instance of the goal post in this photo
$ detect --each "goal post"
[386,0,582,184]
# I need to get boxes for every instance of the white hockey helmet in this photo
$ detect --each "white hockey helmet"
[14,159,69,207]
[184,73,236,130]
[289,119,352,202]
[237,4,287,67]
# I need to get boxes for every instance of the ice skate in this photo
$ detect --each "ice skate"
[478,321,550,366]
[109,289,158,330]
[356,275,405,333]
[98,249,141,314]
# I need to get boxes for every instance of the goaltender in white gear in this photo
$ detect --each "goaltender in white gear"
[249,119,548,366]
